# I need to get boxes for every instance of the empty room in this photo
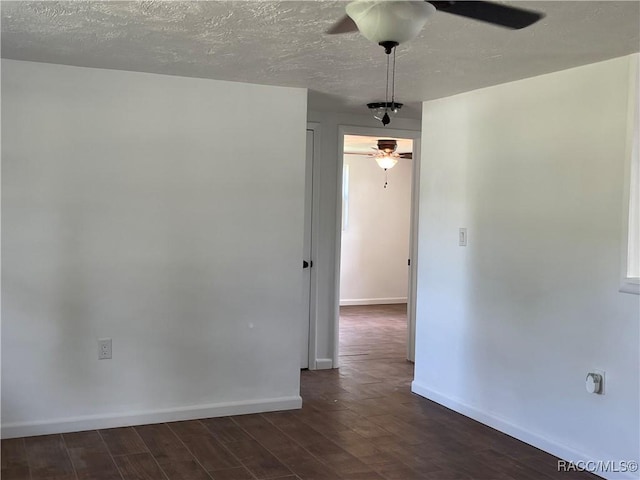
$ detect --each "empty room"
[2,2,639,480]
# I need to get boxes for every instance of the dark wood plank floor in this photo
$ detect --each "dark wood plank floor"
[2,304,595,480]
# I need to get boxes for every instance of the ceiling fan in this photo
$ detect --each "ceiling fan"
[328,1,545,127]
[328,1,545,43]
[345,139,412,164]
[345,139,411,188]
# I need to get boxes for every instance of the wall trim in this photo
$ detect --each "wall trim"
[340,297,407,306]
[1,395,302,439]
[411,381,637,480]
[315,358,333,370]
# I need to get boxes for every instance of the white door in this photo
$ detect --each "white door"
[407,140,420,362]
[301,129,314,368]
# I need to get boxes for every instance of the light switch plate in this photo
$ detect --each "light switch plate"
[459,228,467,246]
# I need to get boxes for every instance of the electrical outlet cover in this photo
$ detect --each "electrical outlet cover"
[98,338,112,360]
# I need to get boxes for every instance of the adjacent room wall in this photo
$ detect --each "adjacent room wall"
[340,153,412,305]
[1,60,308,437]
[413,54,640,477]
[306,110,420,368]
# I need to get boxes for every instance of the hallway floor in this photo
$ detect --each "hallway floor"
[1,304,595,480]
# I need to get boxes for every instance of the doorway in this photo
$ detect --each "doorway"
[335,126,421,366]
[340,134,413,306]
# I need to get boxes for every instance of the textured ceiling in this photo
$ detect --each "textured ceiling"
[2,1,639,118]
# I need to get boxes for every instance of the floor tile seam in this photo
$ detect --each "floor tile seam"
[24,436,34,480]
[131,426,173,480]
[300,369,422,464]
[103,427,153,456]
[13,437,34,480]
[244,414,349,479]
[137,423,212,480]
[164,422,222,480]
[92,429,126,480]
[98,429,167,480]
[193,418,259,480]
[59,432,83,480]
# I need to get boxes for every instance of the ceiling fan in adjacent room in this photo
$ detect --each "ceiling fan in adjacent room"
[345,139,412,188]
[327,1,545,126]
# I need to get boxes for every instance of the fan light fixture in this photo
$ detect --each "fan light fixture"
[345,1,435,47]
[368,101,403,123]
[348,2,434,126]
[375,153,399,170]
[343,138,407,188]
[374,138,400,187]
[329,1,545,125]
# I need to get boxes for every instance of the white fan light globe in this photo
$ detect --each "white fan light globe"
[345,1,436,45]
[375,155,399,170]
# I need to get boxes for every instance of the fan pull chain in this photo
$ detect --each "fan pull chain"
[382,53,390,125]
[384,168,388,189]
[391,46,396,105]
[381,46,397,126]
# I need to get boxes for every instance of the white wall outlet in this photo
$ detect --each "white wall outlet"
[459,228,467,246]
[586,369,605,394]
[98,338,112,360]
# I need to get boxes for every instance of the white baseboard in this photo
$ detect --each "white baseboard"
[1,395,302,439]
[340,297,407,306]
[411,381,638,480]
[315,358,333,370]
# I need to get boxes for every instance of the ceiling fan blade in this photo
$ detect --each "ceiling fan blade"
[399,153,413,159]
[344,151,371,156]
[429,1,544,30]
[326,14,359,34]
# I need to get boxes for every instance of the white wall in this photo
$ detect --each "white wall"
[340,153,412,305]
[1,60,308,437]
[413,54,640,478]
[306,110,420,368]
